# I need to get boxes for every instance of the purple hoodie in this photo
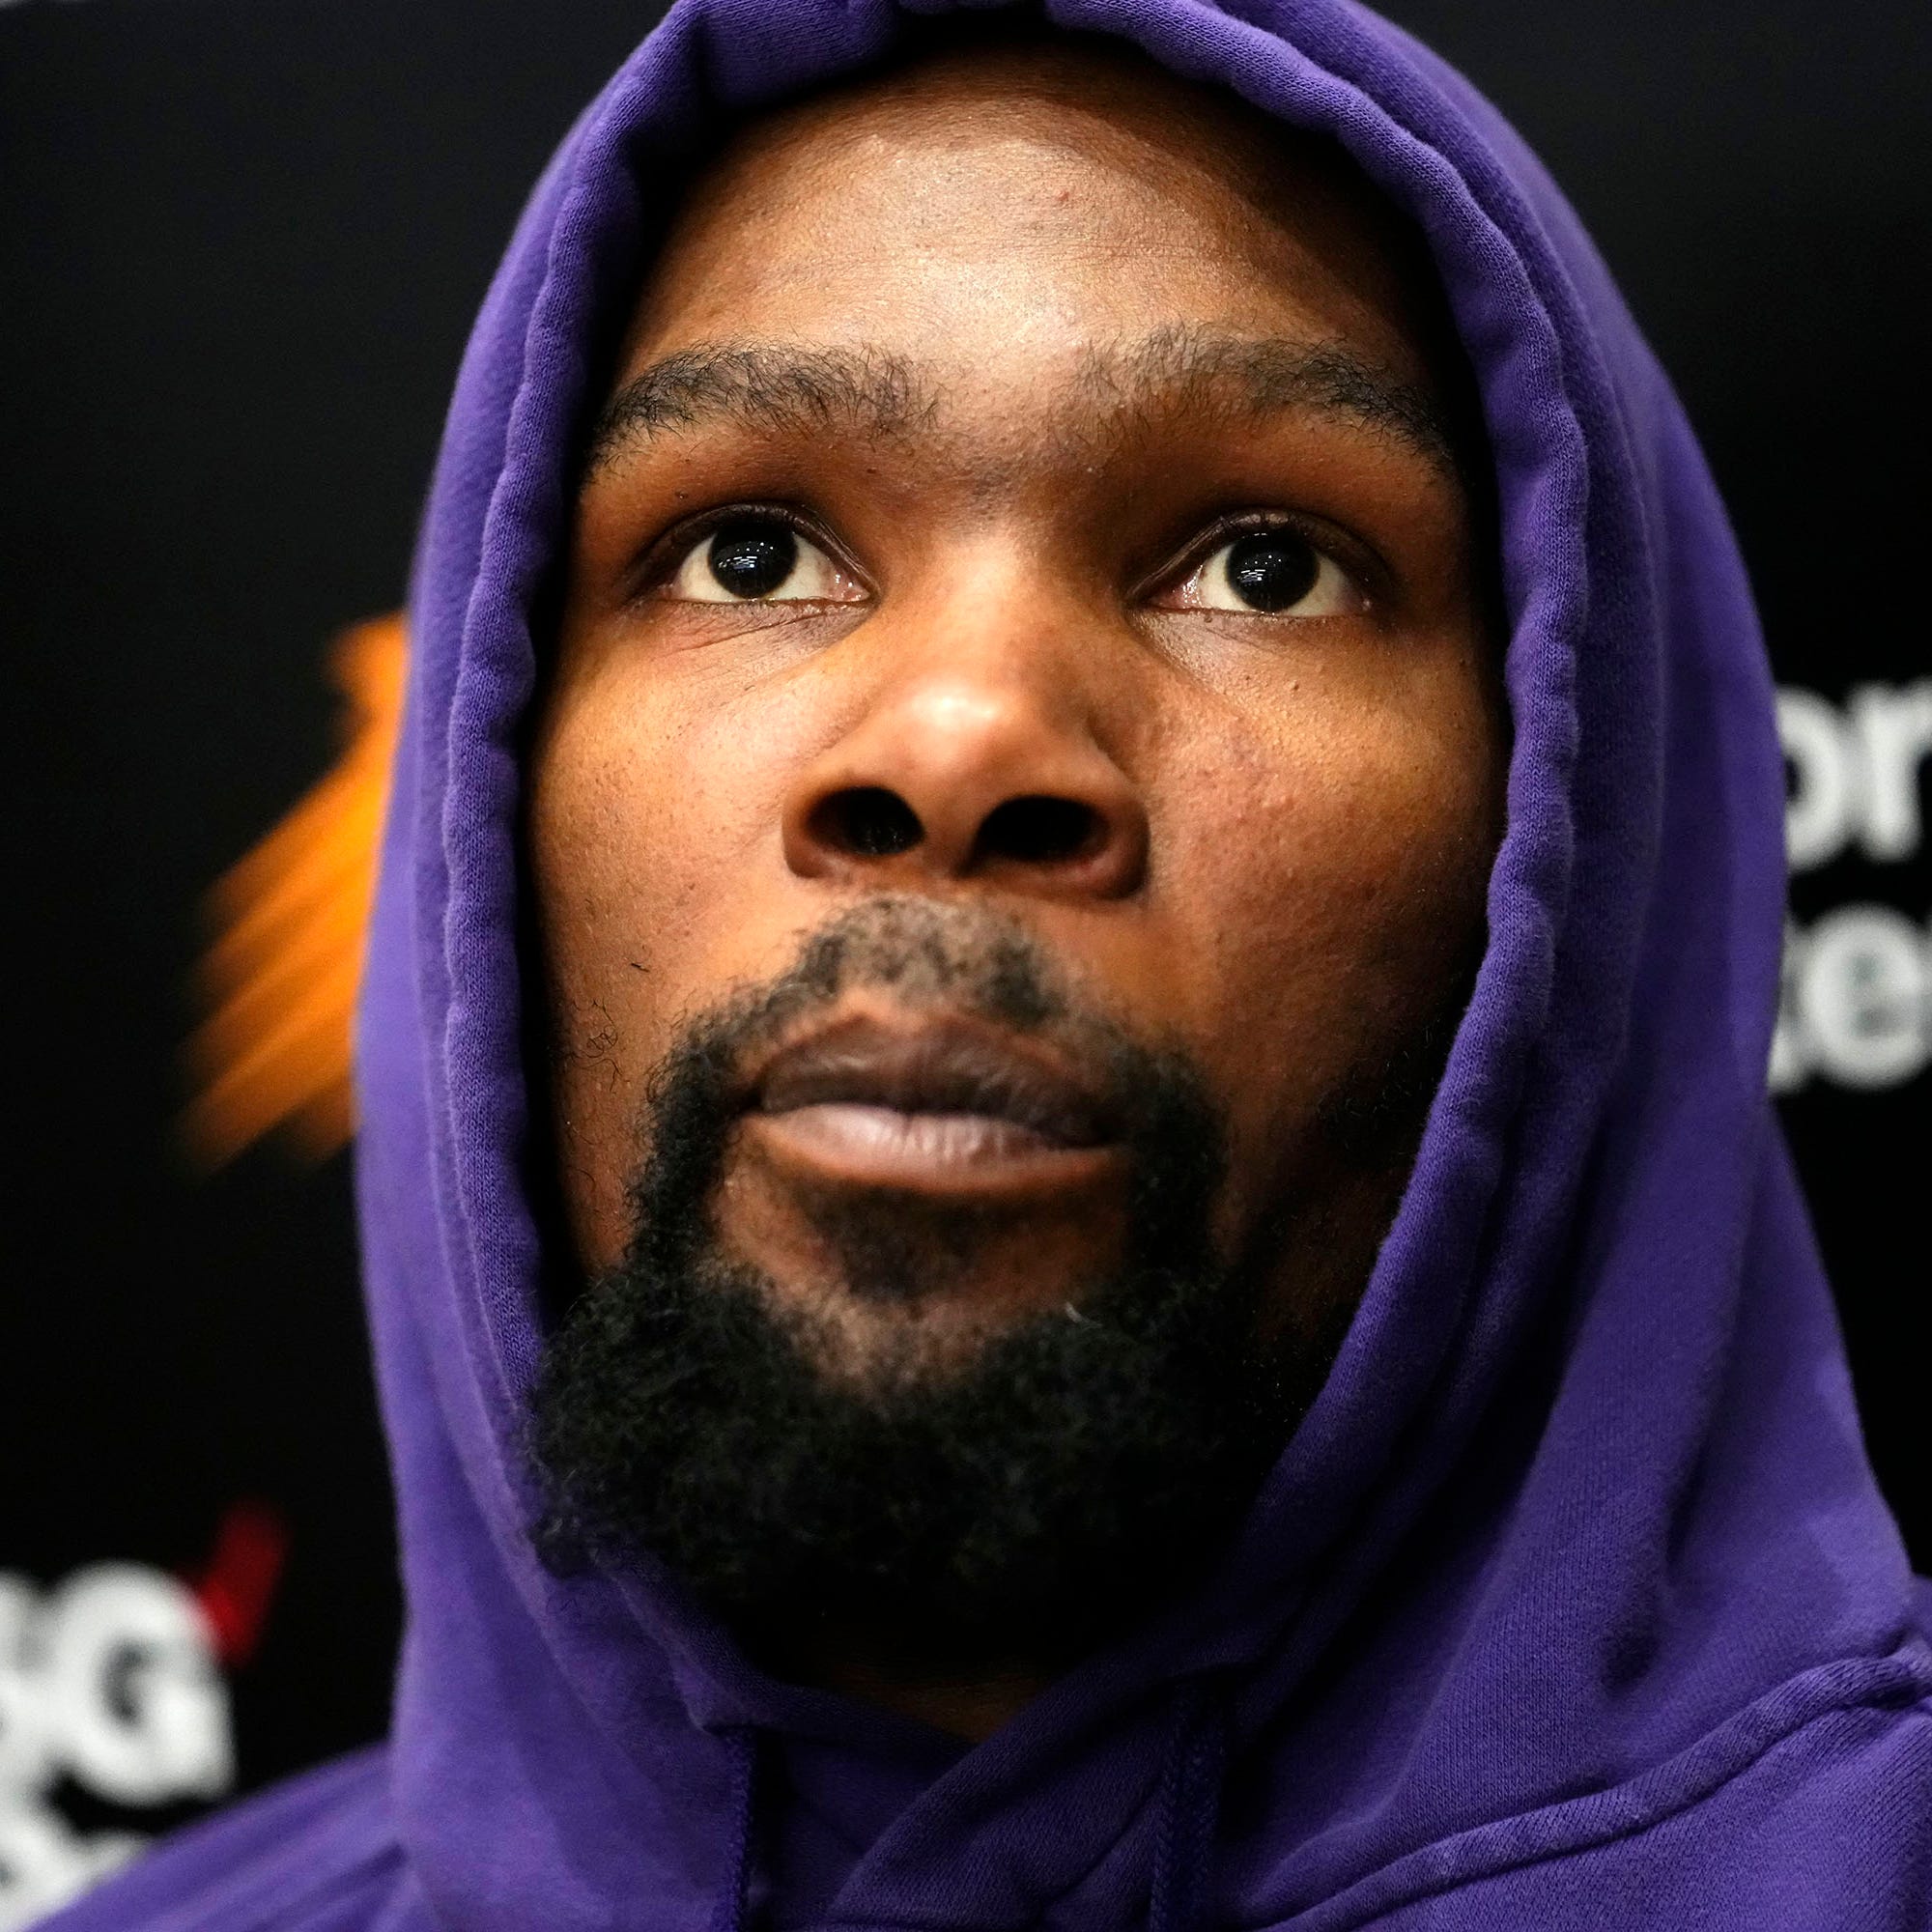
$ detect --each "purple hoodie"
[50,1,1932,1927]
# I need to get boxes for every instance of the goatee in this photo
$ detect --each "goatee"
[528,898,1294,1672]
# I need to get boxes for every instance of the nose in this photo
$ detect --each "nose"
[781,644,1148,900]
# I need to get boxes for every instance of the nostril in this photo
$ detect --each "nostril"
[976,795,1104,867]
[810,786,923,859]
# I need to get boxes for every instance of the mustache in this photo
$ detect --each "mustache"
[686,895,1069,1064]
[620,895,1224,1278]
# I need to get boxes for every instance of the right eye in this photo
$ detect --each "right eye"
[666,514,863,605]
[1159,526,1362,619]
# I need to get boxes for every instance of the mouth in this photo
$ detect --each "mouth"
[739,1010,1125,1200]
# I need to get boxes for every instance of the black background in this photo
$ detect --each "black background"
[2,0,1925,1822]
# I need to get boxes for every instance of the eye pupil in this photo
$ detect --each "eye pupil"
[707,519,797,598]
[1226,529,1319,611]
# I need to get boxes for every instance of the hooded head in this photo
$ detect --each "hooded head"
[520,18,1506,1726]
[74,4,1930,1930]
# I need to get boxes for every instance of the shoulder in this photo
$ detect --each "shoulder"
[36,1747,403,1932]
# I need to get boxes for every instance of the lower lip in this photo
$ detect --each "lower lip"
[747,1103,1121,1197]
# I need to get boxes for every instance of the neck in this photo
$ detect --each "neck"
[775,1626,1056,1742]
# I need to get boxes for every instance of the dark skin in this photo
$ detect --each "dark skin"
[529,36,1503,1739]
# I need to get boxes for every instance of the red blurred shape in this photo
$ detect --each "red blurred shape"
[186,1500,290,1669]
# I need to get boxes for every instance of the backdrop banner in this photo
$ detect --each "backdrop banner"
[1,0,1924,1922]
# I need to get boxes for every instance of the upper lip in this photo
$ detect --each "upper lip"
[747,1013,1115,1149]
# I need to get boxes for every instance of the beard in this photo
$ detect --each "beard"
[526,898,1305,1673]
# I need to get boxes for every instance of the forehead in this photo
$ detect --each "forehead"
[617,38,1451,401]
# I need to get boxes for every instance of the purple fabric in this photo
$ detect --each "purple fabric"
[51,1,1932,1926]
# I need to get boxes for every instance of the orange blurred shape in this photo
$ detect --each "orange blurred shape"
[182,614,407,1170]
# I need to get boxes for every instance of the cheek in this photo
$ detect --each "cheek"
[534,663,803,987]
[526,664,822,1262]
[1150,652,1499,1159]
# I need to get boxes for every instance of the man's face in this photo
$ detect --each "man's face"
[526,38,1501,1677]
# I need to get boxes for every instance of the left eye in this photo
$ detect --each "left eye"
[1168,527,1360,617]
[667,515,858,604]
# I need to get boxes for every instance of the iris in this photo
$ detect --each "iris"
[706,517,798,598]
[1226,528,1319,611]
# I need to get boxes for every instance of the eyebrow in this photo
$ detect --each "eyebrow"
[581,328,1463,485]
[582,345,935,479]
[1079,325,1462,477]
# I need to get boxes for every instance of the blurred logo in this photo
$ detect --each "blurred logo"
[1774,680,1932,1092]
[0,1505,286,1929]
[183,614,407,1168]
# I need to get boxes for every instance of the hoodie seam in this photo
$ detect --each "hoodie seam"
[1244,1653,1932,1932]
[805,1655,1928,1932]
[226,1845,405,1932]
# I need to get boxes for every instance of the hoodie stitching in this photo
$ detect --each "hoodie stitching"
[803,1653,1928,1932]
[1245,1653,1932,1932]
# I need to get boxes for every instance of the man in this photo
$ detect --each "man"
[57,2,1931,1928]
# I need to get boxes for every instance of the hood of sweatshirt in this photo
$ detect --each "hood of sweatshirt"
[55,3,1931,1929]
